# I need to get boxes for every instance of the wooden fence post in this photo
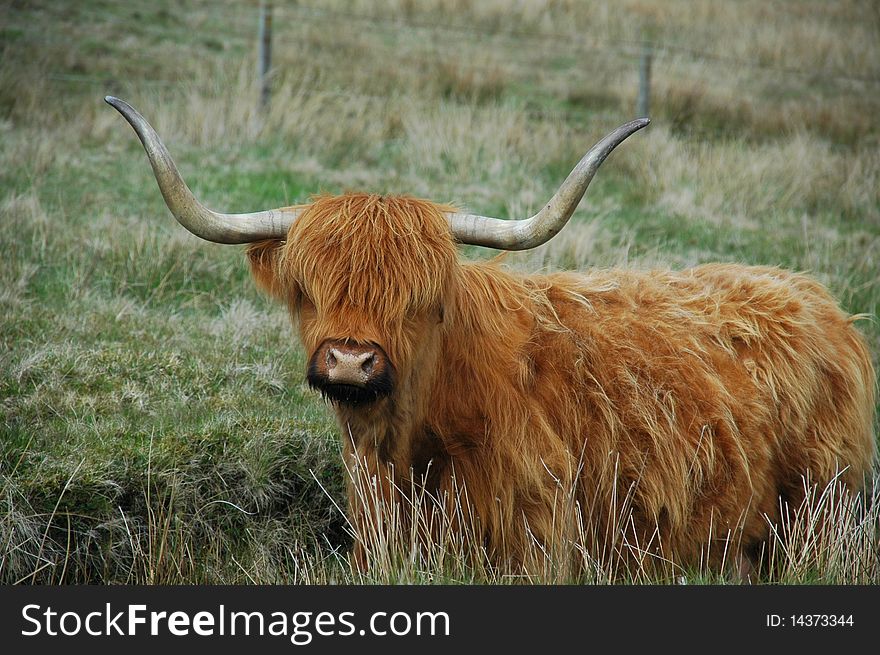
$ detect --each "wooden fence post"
[637,42,652,118]
[258,1,273,113]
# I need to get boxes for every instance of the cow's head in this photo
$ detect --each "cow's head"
[247,193,458,409]
[104,96,647,411]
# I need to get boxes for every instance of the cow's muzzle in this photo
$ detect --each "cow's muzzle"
[307,340,395,405]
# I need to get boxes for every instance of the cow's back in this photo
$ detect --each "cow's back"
[532,263,876,568]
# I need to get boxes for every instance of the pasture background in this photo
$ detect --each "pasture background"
[1,0,878,583]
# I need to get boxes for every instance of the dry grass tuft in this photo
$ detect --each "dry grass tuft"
[335,453,880,584]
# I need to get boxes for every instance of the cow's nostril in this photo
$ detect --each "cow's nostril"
[327,350,338,369]
[361,353,375,375]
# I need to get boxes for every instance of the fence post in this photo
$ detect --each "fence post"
[637,42,652,118]
[258,1,273,113]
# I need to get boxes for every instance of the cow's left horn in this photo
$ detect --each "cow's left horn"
[445,118,649,250]
[105,96,299,243]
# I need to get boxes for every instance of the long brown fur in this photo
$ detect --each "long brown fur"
[248,192,877,576]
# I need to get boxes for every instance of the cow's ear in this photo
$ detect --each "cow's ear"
[246,240,286,300]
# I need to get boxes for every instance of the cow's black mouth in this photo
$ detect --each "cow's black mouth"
[307,379,392,406]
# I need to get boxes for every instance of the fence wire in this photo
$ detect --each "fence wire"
[18,0,880,124]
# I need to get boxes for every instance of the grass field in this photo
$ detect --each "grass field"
[1,0,879,584]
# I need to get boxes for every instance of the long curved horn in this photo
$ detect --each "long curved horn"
[105,96,299,244]
[445,118,649,250]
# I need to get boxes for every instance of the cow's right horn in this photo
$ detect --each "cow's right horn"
[105,96,299,244]
[445,118,649,250]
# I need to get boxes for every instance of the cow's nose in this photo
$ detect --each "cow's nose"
[327,347,376,384]
[307,339,396,405]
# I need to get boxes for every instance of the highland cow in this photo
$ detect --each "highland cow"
[106,96,876,578]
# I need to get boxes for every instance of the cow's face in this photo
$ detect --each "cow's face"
[248,193,458,410]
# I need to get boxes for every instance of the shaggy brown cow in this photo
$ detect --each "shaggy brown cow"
[106,96,876,578]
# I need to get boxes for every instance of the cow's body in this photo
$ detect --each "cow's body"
[105,97,876,577]
[249,194,876,574]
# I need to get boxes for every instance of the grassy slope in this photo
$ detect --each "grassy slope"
[1,0,878,583]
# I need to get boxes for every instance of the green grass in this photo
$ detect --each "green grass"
[1,0,878,584]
